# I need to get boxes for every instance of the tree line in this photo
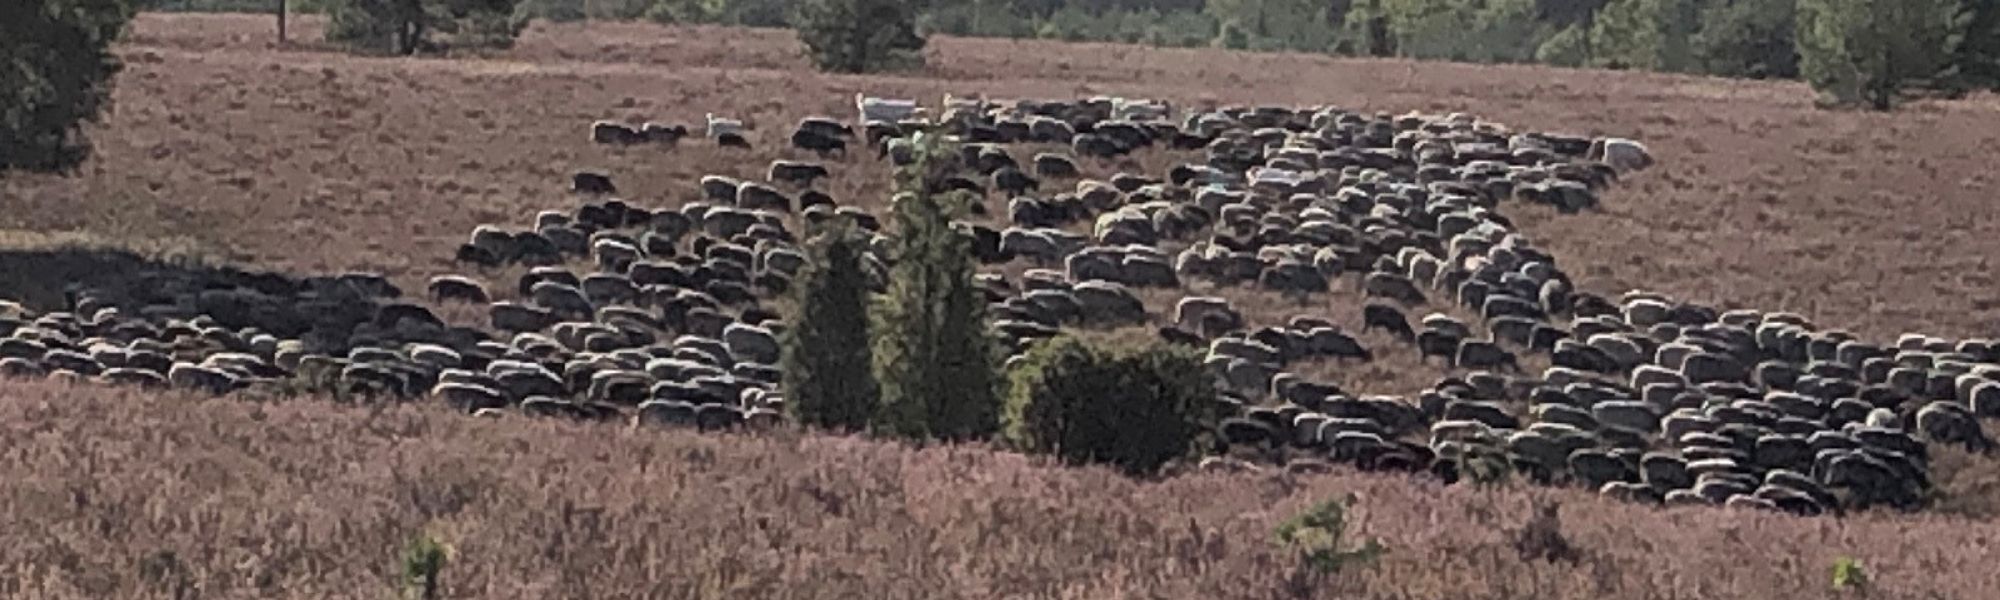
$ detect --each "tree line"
[502,0,2000,104]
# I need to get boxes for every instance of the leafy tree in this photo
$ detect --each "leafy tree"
[923,0,1038,38]
[873,132,1001,442]
[1536,0,1610,27]
[1340,0,1395,56]
[1383,0,1480,61]
[1381,0,1545,63]
[795,0,926,72]
[1589,0,1698,72]
[1470,0,1547,63]
[781,221,880,433]
[1,0,135,175]
[1952,0,2000,88]
[1694,0,1799,78]
[1798,0,1967,109]
[1003,335,1221,476]
[1207,0,1338,51]
[325,0,526,55]
[1536,23,1590,66]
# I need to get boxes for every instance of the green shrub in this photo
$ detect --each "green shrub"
[1273,494,1386,575]
[1,0,134,175]
[1830,556,1870,591]
[400,532,451,600]
[1003,335,1221,476]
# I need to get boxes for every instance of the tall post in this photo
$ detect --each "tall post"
[277,0,288,43]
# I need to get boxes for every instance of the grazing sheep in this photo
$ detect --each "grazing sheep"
[992,167,1039,196]
[1588,137,1654,173]
[591,121,644,145]
[705,113,745,138]
[572,171,616,195]
[768,161,830,187]
[1416,330,1462,364]
[856,94,919,123]
[791,129,847,156]
[1362,303,1416,341]
[1455,340,1518,371]
[1363,272,1427,305]
[717,132,752,149]
[642,122,689,145]
[1033,153,1081,178]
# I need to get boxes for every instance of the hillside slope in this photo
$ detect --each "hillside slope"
[1,381,1997,599]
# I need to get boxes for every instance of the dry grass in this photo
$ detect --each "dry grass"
[8,14,2000,342]
[2,380,1999,599]
[6,13,2000,599]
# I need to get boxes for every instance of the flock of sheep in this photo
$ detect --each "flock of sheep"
[3,91,1994,518]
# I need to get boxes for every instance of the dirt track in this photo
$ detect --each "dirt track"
[5,14,2000,344]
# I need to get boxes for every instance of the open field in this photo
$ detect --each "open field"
[7,14,2000,342]
[6,11,2000,599]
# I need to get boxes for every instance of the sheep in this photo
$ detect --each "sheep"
[1362,303,1416,341]
[1455,340,1518,372]
[642,122,689,145]
[1033,153,1080,178]
[591,121,644,145]
[1588,137,1654,173]
[791,129,846,156]
[856,94,919,124]
[1416,330,1462,364]
[768,161,830,187]
[705,113,745,138]
[992,167,1038,196]
[571,171,615,195]
[1363,271,1427,305]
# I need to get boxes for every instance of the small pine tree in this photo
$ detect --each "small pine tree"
[399,532,450,600]
[781,221,879,433]
[873,132,1000,442]
[1003,335,1222,476]
[0,0,135,175]
[1273,494,1386,575]
[794,0,926,73]
[1798,0,1968,110]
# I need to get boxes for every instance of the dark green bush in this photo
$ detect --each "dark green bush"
[1003,335,1221,476]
